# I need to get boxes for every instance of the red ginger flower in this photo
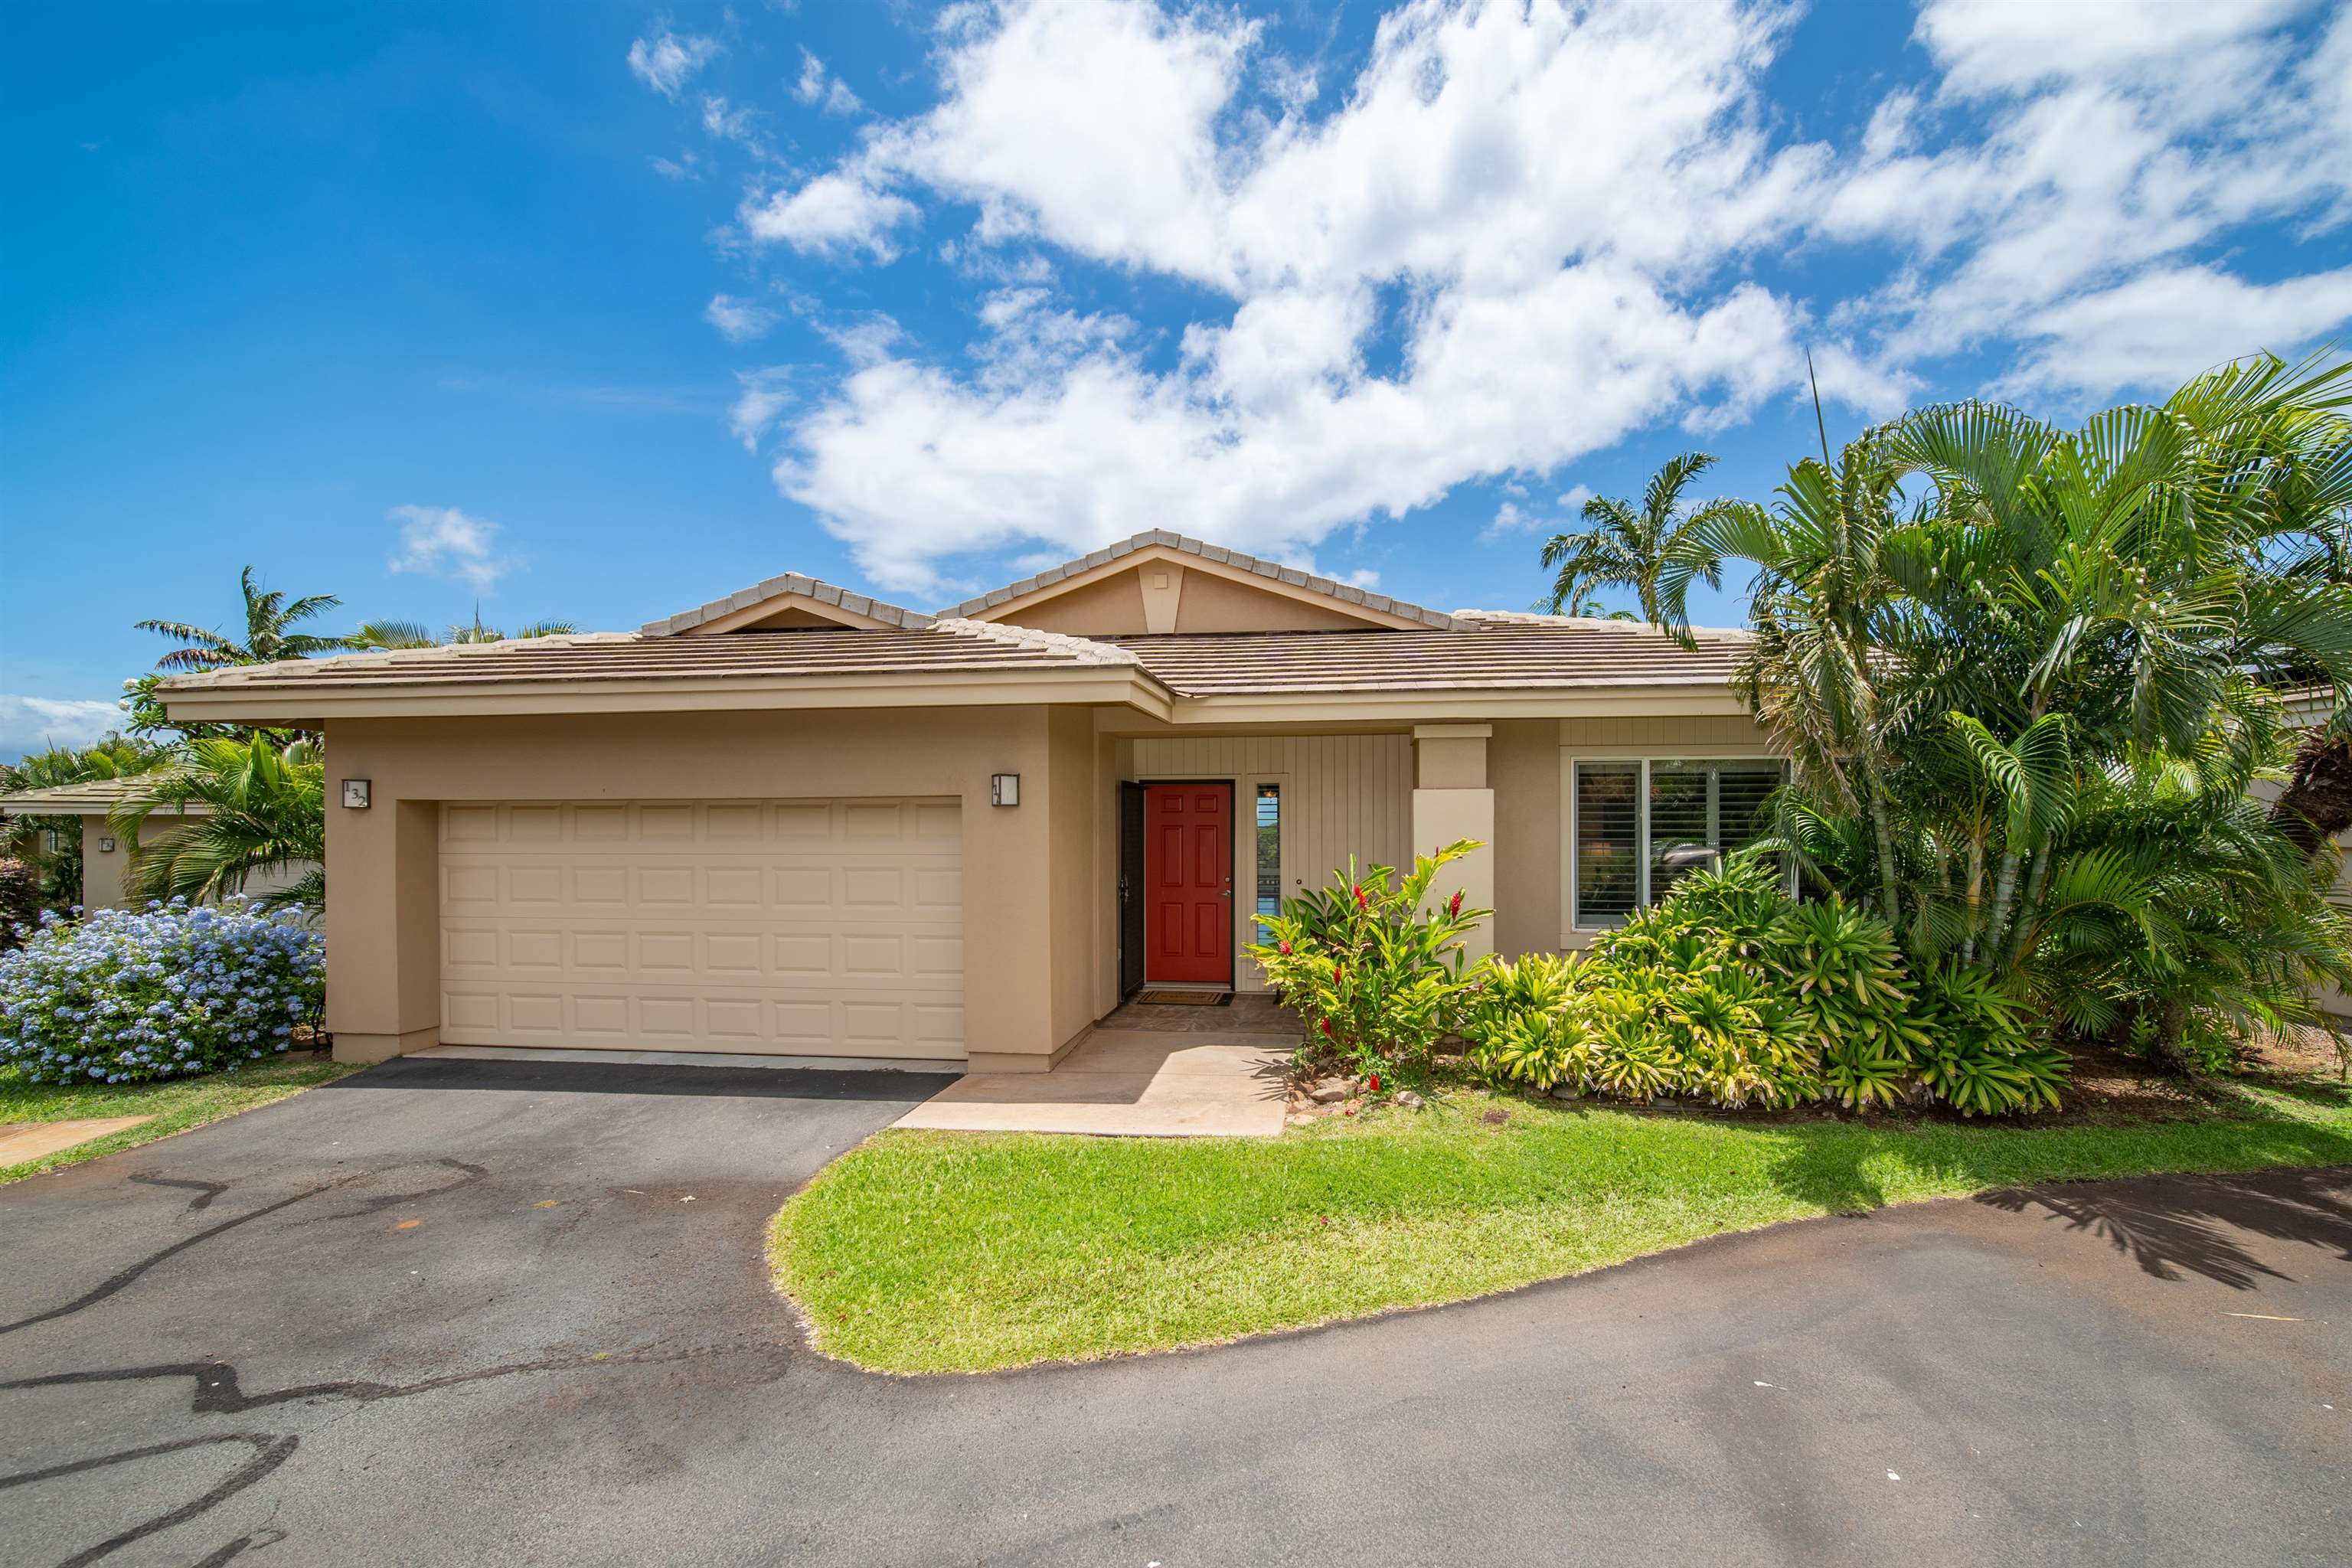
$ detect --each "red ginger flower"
[1448,890,1463,918]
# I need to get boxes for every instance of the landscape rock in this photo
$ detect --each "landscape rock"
[1395,1089,1425,1110]
[1308,1080,1351,1105]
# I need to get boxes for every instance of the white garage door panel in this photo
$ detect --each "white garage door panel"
[439,799,963,1060]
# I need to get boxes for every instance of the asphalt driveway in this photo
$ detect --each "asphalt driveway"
[1,1058,2345,1568]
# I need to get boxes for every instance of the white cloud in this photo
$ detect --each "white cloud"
[740,168,918,260]
[387,504,511,589]
[1998,264,2352,398]
[1480,485,1589,544]
[678,0,2350,591]
[795,48,864,116]
[699,95,771,156]
[729,368,795,452]
[1824,0,2352,371]
[627,27,721,100]
[705,292,779,342]
[0,695,122,763]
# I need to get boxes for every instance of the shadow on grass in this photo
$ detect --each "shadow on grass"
[1753,1091,2352,1289]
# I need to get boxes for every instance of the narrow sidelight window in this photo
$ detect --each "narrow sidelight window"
[1253,783,1282,939]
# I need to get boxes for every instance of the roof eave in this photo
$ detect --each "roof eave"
[161,665,1177,724]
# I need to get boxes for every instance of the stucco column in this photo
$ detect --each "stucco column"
[1412,724,1495,962]
[80,817,129,910]
[325,762,441,1064]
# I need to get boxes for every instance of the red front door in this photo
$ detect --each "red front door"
[1145,782,1233,985]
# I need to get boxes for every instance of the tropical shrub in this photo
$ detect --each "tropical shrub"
[111,733,326,910]
[1618,353,2352,1072]
[1912,962,2067,1115]
[0,860,39,952]
[1462,853,2061,1115]
[1249,840,1491,1079]
[0,899,324,1084]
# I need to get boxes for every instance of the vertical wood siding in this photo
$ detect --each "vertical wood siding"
[1132,734,1416,893]
[1131,733,1415,988]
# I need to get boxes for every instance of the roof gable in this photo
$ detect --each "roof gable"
[945,531,1459,635]
[643,573,933,636]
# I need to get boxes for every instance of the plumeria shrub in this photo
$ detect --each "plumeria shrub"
[1249,840,1491,1080]
[0,899,325,1085]
[1461,853,2066,1116]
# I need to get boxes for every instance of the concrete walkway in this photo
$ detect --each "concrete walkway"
[0,1116,152,1166]
[893,994,1298,1136]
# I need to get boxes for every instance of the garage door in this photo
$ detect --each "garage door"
[439,799,963,1060]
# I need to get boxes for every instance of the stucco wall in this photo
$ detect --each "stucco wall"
[1489,719,1563,959]
[1001,573,1150,635]
[1170,571,1370,632]
[320,707,1079,1067]
[77,814,315,911]
[1046,705,1102,1048]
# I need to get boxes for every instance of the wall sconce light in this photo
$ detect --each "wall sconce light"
[991,773,1021,807]
[341,779,372,809]
[97,837,117,854]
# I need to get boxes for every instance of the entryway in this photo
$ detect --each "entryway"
[892,993,1298,1137]
[1130,779,1235,991]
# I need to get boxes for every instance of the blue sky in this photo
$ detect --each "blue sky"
[6,0,2351,762]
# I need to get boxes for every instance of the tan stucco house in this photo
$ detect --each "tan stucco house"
[0,777,315,911]
[158,530,1773,1069]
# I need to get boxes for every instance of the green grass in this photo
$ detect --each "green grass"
[1,1056,359,1184]
[770,1075,2352,1374]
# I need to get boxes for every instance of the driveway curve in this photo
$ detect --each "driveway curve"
[1,1056,2344,1568]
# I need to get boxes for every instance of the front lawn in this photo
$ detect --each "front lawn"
[771,1070,2352,1375]
[0,1055,358,1184]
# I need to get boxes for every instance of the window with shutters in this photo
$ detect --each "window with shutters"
[1571,757,1786,928]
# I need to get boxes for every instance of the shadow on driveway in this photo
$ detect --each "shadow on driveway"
[321,1055,960,1102]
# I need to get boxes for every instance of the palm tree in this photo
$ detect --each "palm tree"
[351,614,578,650]
[1540,452,1736,624]
[1655,436,1912,925]
[110,733,325,910]
[136,566,353,671]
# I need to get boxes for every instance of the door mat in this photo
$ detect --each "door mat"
[1135,989,1232,1007]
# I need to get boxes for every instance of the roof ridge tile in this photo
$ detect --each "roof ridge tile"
[929,617,1142,666]
[937,528,1460,629]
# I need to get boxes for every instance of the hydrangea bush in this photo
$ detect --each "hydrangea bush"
[0,899,325,1084]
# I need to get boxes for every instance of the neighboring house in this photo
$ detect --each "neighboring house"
[158,529,1775,1068]
[2274,688,2352,1021]
[0,776,316,910]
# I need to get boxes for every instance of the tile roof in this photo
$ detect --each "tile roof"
[155,612,1747,704]
[643,573,933,635]
[157,625,1120,694]
[0,777,207,815]
[942,529,1462,630]
[1110,620,1752,694]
